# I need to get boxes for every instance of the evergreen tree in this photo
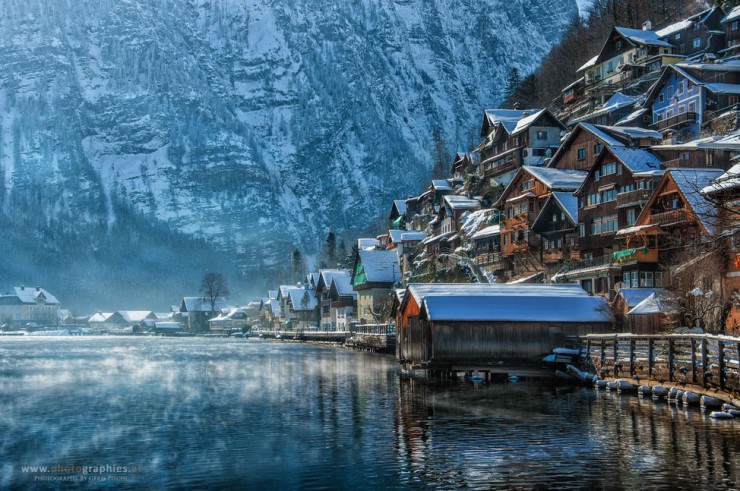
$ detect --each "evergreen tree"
[291,249,305,283]
[503,67,521,106]
[431,127,451,179]
[325,231,337,267]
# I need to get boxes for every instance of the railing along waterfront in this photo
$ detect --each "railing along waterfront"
[582,333,740,394]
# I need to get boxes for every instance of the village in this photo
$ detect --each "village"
[1,6,739,394]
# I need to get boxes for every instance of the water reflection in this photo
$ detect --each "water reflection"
[0,338,737,489]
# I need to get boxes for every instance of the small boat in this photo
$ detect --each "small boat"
[709,411,734,420]
[701,395,724,410]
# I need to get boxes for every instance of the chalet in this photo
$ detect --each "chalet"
[479,109,565,187]
[650,130,740,170]
[277,285,303,328]
[314,269,353,330]
[180,296,228,331]
[208,307,250,333]
[568,92,642,127]
[0,286,60,328]
[471,225,503,274]
[389,199,408,229]
[579,25,679,105]
[395,283,614,371]
[351,248,401,324]
[287,286,319,330]
[548,123,662,171]
[531,191,581,266]
[721,6,740,58]
[260,290,281,330]
[451,152,473,180]
[643,61,740,142]
[387,229,426,277]
[701,163,740,334]
[327,274,357,331]
[653,7,726,59]
[439,195,480,239]
[496,165,586,277]
[625,290,679,334]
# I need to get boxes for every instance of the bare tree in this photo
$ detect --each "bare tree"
[201,272,229,313]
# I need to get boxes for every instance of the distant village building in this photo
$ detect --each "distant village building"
[180,296,228,331]
[0,286,60,328]
[351,247,401,324]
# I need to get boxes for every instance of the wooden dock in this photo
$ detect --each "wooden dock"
[582,333,740,404]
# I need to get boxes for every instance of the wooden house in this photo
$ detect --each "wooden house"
[611,287,672,331]
[624,291,680,334]
[315,269,353,330]
[351,248,401,324]
[395,283,614,370]
[548,123,662,172]
[327,275,356,331]
[451,152,473,179]
[531,191,581,265]
[721,6,740,58]
[568,92,641,127]
[643,61,740,142]
[654,7,726,58]
[0,286,60,328]
[389,199,408,229]
[286,287,319,330]
[701,163,740,334]
[387,229,426,278]
[277,285,302,327]
[471,225,504,273]
[208,307,250,333]
[650,131,740,170]
[479,109,565,187]
[496,166,586,276]
[180,296,228,331]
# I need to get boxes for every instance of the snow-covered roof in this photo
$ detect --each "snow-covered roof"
[393,199,407,215]
[181,296,228,312]
[357,249,400,284]
[510,109,562,135]
[627,292,679,315]
[118,311,155,323]
[472,225,501,240]
[318,269,351,291]
[88,312,113,323]
[615,223,661,237]
[579,123,626,148]
[484,109,542,134]
[704,83,740,95]
[10,286,60,305]
[615,288,668,309]
[678,60,740,72]
[577,55,598,73]
[614,26,673,47]
[568,92,637,125]
[459,209,495,239]
[330,274,354,296]
[607,147,662,173]
[357,238,381,250]
[656,19,693,38]
[701,163,740,195]
[432,179,453,191]
[524,166,587,191]
[600,125,661,141]
[668,168,725,235]
[506,272,544,284]
[421,231,454,245]
[421,292,613,323]
[268,290,278,300]
[399,231,427,242]
[615,108,648,127]
[722,6,740,24]
[405,283,589,307]
[551,192,579,224]
[288,288,318,311]
[443,194,480,211]
[278,285,302,300]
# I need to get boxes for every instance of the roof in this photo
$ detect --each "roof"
[9,286,60,305]
[614,26,673,48]
[615,288,669,309]
[701,163,740,195]
[577,55,598,73]
[472,225,501,240]
[356,249,400,284]
[288,288,318,311]
[668,168,725,235]
[523,166,587,191]
[627,292,679,315]
[432,179,453,191]
[443,194,481,211]
[607,147,662,173]
[704,83,740,95]
[421,291,613,323]
[568,92,637,125]
[357,238,381,250]
[317,269,351,291]
[551,192,579,224]
[722,6,740,24]
[118,311,155,323]
[88,312,113,323]
[510,109,564,135]
[330,274,354,296]
[599,125,661,141]
[181,297,229,312]
[400,231,427,242]
[393,199,407,215]
[483,108,542,134]
[655,19,693,38]
[278,285,302,300]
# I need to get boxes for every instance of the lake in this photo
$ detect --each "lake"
[0,337,738,489]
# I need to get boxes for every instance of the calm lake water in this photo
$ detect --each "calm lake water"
[0,337,738,490]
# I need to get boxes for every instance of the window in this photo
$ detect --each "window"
[579,223,585,237]
[677,81,684,95]
[586,193,600,207]
[688,101,696,113]
[675,33,681,41]
[601,161,617,176]
[591,218,602,235]
[602,214,618,234]
[692,38,701,48]
[520,180,533,191]
[594,169,600,181]
[733,20,739,31]
[594,143,602,154]
[640,271,655,288]
[601,188,616,202]
[625,271,638,288]
[536,130,548,140]
[626,208,637,226]
[577,148,586,160]
[659,93,665,103]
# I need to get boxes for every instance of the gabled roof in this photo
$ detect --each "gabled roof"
[607,146,662,173]
[645,62,740,107]
[657,7,721,37]
[472,225,501,240]
[510,108,565,136]
[568,92,638,126]
[288,288,318,311]
[481,108,541,136]
[701,163,740,195]
[316,269,351,292]
[431,179,453,192]
[523,166,587,191]
[357,238,381,250]
[547,123,626,168]
[614,26,673,48]
[9,286,60,305]
[627,292,679,315]
[531,191,579,232]
[181,297,228,312]
[354,249,400,285]
[329,275,355,297]
[668,168,725,235]
[722,6,740,24]
[614,288,669,309]
[392,199,407,216]
[278,285,301,300]
[88,312,114,323]
[118,311,156,323]
[443,194,481,211]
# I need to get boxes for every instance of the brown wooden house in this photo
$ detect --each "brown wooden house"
[721,7,740,58]
[531,191,581,266]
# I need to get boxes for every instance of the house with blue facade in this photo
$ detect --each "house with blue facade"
[644,60,740,142]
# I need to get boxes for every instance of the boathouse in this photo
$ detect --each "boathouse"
[396,283,614,371]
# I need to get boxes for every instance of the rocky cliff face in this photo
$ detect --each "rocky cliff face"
[0,0,577,310]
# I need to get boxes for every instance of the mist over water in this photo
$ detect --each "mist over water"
[0,337,738,489]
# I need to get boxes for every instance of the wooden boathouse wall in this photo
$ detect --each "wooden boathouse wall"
[583,333,740,397]
[400,319,613,369]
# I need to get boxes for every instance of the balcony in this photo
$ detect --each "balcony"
[649,208,689,227]
[612,246,659,264]
[616,189,653,208]
[651,111,697,131]
[474,252,505,270]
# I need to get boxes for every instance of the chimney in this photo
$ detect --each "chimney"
[512,102,520,110]
[642,20,652,31]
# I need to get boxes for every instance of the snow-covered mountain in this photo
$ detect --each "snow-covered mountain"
[0,0,577,309]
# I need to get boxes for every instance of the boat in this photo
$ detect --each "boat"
[616,379,637,394]
[652,386,669,400]
[701,395,724,410]
[709,411,734,420]
[682,391,700,406]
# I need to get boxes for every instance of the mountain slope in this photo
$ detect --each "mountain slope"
[0,0,577,310]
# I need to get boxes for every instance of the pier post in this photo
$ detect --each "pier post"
[629,338,635,377]
[612,337,618,377]
[718,341,725,391]
[668,338,674,383]
[600,339,606,374]
[701,338,708,388]
[691,338,697,385]
[648,338,654,379]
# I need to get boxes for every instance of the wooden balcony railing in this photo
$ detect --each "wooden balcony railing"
[649,209,689,227]
[651,111,697,131]
[616,189,653,208]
